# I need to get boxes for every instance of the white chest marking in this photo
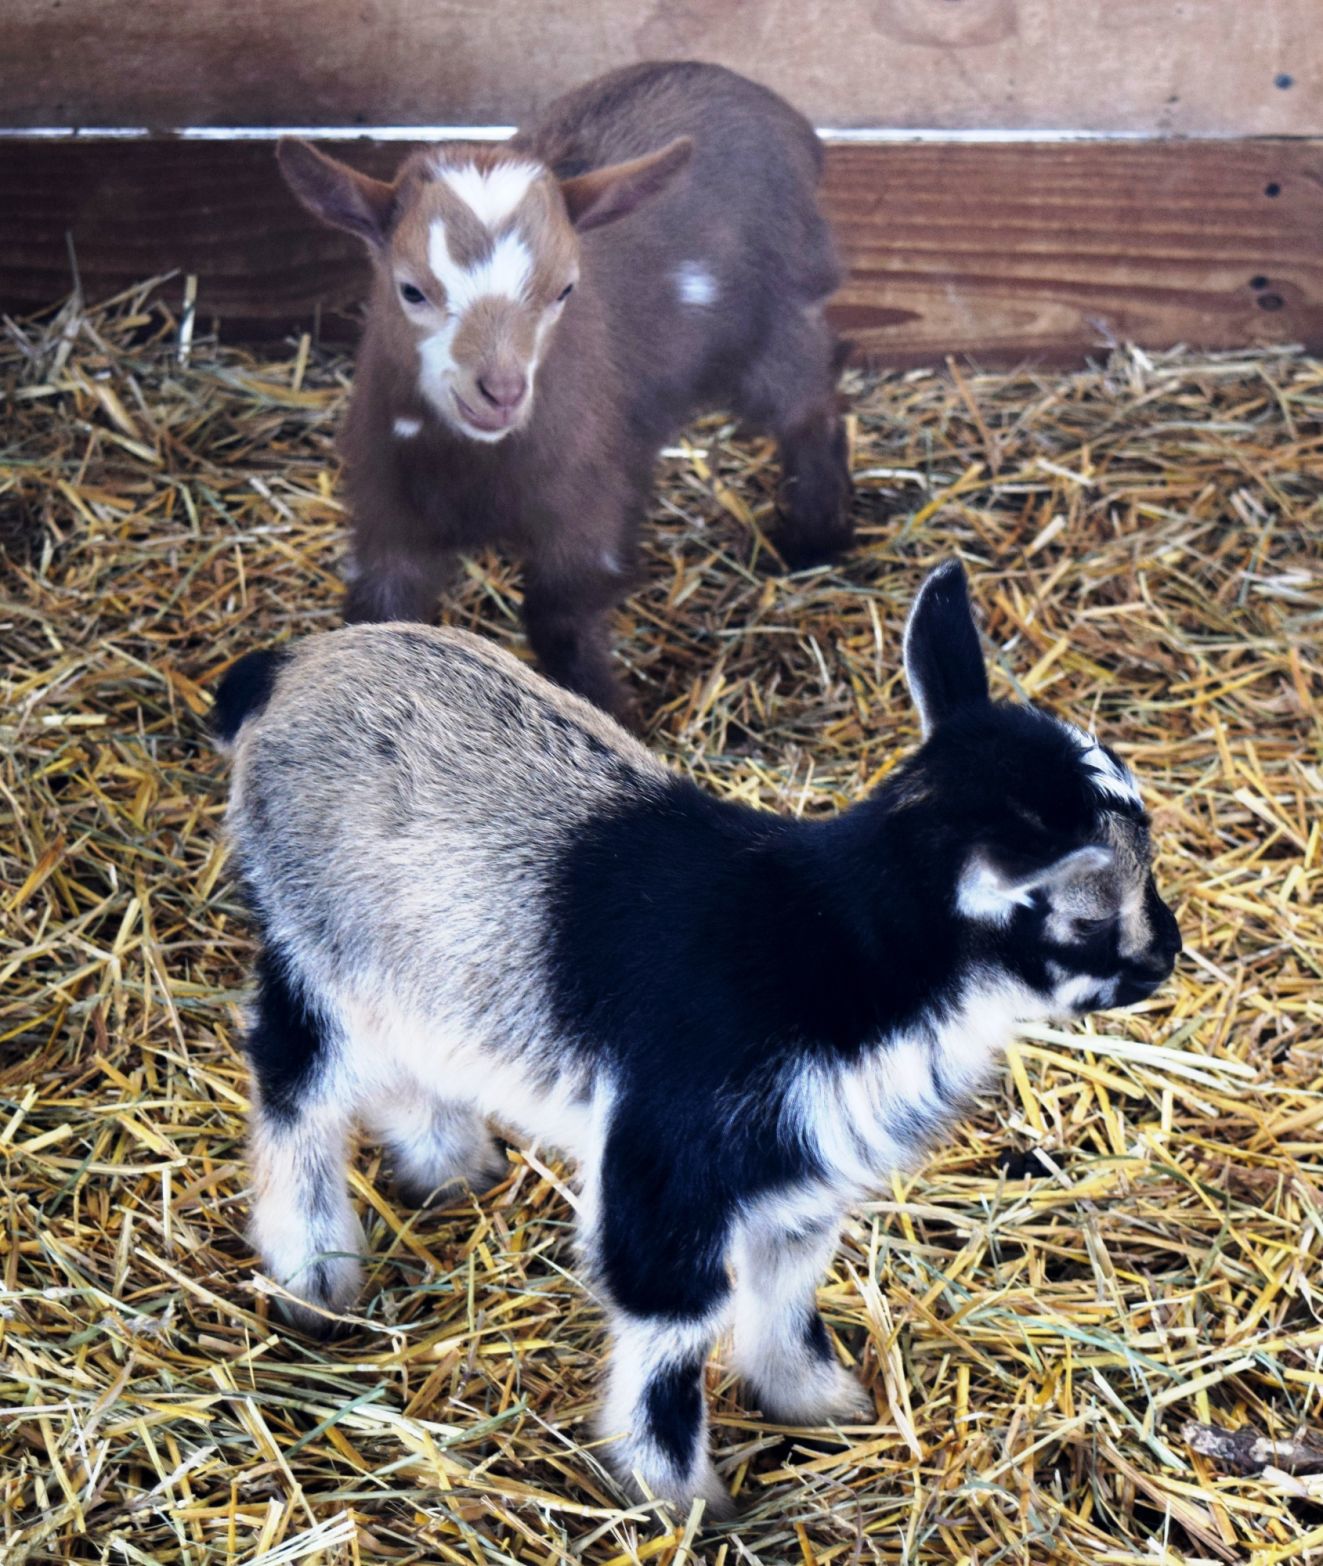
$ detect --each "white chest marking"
[393,416,422,438]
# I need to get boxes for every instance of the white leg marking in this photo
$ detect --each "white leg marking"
[248,1097,362,1331]
[730,1209,870,1424]
[600,1310,733,1517]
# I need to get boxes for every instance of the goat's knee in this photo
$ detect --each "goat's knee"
[343,548,454,625]
[522,578,629,719]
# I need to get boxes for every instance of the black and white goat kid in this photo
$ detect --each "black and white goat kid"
[213,560,1180,1517]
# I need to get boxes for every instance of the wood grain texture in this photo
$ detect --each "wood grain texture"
[5,0,1321,135]
[1,138,1319,364]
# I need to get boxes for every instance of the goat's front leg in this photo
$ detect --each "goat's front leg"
[522,560,632,721]
[600,1306,734,1519]
[591,1136,734,1517]
[730,1210,872,1424]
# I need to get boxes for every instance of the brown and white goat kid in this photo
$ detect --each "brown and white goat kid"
[214,561,1181,1518]
[278,61,851,717]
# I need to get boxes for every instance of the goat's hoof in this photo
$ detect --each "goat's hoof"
[766,524,854,574]
[273,1259,362,1340]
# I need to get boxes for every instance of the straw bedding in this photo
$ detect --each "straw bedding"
[2,280,1321,1565]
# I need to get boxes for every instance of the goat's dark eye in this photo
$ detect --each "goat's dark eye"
[557,282,575,303]
[399,283,427,306]
[1073,915,1114,938]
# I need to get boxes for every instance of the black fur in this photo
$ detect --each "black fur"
[549,671,1176,1334]
[903,559,989,733]
[213,649,289,745]
[246,940,328,1122]
[644,1355,707,1471]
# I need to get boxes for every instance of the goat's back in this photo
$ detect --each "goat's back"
[226,624,666,986]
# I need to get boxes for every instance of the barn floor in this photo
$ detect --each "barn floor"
[2,283,1321,1566]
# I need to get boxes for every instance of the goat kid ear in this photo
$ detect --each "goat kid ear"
[277,138,396,250]
[958,844,1113,922]
[903,559,989,739]
[559,137,694,232]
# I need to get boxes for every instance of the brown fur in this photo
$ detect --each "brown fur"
[279,62,853,717]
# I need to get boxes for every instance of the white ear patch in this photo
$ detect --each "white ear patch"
[1061,722,1143,807]
[428,219,534,311]
[957,844,1114,923]
[437,160,540,230]
[957,853,1035,924]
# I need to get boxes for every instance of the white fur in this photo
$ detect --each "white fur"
[331,988,607,1162]
[248,1091,362,1320]
[957,843,1114,923]
[428,219,534,311]
[788,981,1024,1198]
[957,852,1033,923]
[600,1310,731,1512]
[437,159,540,230]
[729,1210,869,1424]
[675,262,718,307]
[416,318,462,421]
[1061,721,1143,807]
[393,416,422,438]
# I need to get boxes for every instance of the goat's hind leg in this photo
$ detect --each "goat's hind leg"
[735,310,853,571]
[367,1091,507,1206]
[244,952,362,1337]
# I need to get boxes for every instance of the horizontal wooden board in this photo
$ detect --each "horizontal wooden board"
[5,0,1322,135]
[1,137,1320,364]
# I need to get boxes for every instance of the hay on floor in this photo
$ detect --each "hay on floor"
[1,281,1321,1565]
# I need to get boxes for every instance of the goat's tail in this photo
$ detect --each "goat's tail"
[211,648,289,748]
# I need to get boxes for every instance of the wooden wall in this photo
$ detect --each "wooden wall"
[4,0,1321,362]
[7,0,1321,133]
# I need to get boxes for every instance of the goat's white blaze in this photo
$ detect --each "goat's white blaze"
[675,261,718,306]
[437,159,540,229]
[393,415,422,438]
[428,218,534,311]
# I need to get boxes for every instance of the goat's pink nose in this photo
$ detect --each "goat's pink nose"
[476,369,528,411]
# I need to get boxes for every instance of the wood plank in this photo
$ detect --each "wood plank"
[1,138,1320,364]
[5,0,1322,135]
